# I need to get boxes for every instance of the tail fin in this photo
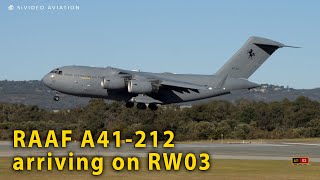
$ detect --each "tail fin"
[215,36,294,79]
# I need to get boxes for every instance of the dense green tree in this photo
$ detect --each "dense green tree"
[0,96,319,140]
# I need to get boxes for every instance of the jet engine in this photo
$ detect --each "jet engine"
[128,80,158,94]
[101,76,126,89]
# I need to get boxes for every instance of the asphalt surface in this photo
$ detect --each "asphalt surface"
[1,141,319,162]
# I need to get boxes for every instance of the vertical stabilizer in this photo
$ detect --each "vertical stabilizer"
[215,36,287,79]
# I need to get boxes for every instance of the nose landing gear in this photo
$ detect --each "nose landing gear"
[53,95,60,101]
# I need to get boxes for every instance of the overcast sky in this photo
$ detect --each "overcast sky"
[0,0,319,89]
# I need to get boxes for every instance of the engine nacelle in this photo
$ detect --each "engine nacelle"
[128,80,158,94]
[101,76,126,89]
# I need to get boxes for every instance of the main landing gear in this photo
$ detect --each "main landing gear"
[125,102,134,108]
[148,103,158,111]
[125,102,158,111]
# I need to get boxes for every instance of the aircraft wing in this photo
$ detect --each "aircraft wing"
[115,69,214,91]
[160,80,212,91]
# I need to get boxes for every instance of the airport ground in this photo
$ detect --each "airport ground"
[0,138,319,179]
[0,157,319,180]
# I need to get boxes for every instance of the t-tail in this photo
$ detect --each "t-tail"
[215,36,298,79]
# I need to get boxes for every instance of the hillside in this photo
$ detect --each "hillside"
[0,80,319,110]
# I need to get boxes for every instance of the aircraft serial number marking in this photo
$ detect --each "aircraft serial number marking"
[82,130,175,148]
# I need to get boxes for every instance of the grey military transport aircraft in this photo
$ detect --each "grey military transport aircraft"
[42,36,297,110]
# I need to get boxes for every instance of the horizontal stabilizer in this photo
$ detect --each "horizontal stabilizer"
[282,45,301,48]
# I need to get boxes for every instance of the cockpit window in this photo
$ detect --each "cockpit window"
[50,69,63,75]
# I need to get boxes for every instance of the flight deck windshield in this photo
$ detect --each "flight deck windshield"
[50,69,62,75]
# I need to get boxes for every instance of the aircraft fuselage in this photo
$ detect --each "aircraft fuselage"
[42,66,259,105]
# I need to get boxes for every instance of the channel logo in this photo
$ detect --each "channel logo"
[8,5,14,11]
[6,4,80,12]
[292,157,309,165]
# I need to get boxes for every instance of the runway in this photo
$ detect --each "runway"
[1,141,319,162]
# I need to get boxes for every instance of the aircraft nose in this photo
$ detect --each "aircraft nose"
[42,74,52,87]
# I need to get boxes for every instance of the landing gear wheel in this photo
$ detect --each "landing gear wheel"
[125,102,134,108]
[136,103,147,110]
[148,103,158,111]
[53,96,60,101]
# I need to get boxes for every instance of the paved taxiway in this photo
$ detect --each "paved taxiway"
[1,141,319,162]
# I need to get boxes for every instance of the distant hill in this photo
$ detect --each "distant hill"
[0,80,90,110]
[0,80,319,110]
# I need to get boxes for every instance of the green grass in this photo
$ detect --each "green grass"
[1,157,319,180]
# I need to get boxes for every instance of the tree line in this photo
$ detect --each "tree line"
[0,96,319,141]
